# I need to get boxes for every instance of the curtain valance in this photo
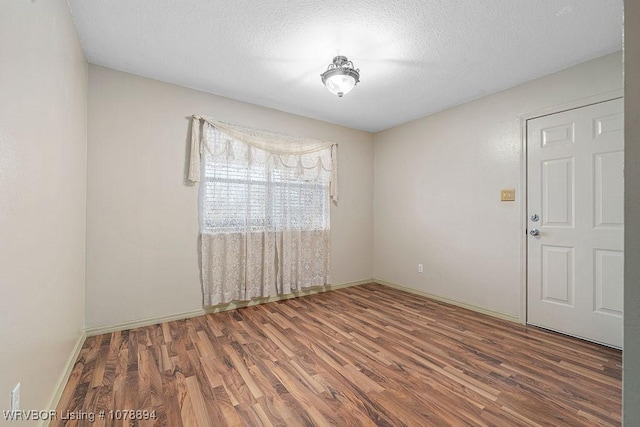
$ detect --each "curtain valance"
[188,115,338,202]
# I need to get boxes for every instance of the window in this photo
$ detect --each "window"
[200,129,330,234]
[202,161,329,234]
[188,117,337,305]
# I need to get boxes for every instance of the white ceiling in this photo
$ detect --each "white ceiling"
[67,0,623,133]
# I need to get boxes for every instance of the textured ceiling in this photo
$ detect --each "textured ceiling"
[67,0,622,133]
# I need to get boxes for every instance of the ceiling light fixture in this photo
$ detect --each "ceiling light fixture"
[320,56,360,98]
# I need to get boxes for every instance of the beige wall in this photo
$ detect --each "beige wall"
[624,0,640,422]
[0,0,87,412]
[373,52,623,318]
[85,65,374,328]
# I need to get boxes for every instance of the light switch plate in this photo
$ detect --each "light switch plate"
[501,189,515,201]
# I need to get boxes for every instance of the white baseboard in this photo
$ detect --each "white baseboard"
[373,279,520,323]
[85,279,372,337]
[85,308,207,337]
[42,331,86,427]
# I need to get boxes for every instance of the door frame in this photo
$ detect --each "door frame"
[518,89,623,325]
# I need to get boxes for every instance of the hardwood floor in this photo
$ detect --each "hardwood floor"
[54,283,622,426]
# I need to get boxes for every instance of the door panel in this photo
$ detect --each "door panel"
[542,158,574,227]
[594,151,624,228]
[542,122,574,146]
[594,249,623,316]
[541,245,574,306]
[527,98,623,348]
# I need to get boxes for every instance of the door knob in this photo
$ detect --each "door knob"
[529,229,540,236]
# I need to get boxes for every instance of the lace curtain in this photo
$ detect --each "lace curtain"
[188,116,337,306]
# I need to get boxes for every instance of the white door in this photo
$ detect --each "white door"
[527,98,624,348]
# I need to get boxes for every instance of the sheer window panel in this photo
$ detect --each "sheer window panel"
[191,118,336,305]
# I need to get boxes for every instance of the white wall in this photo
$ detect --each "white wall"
[624,0,640,422]
[0,0,87,412]
[85,65,374,328]
[373,52,623,318]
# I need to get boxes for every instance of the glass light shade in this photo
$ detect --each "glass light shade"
[325,74,357,97]
[321,56,360,98]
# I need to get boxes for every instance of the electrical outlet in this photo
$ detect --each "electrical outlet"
[11,383,20,413]
[418,263,424,273]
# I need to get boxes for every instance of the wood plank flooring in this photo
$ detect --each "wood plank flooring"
[53,283,622,426]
